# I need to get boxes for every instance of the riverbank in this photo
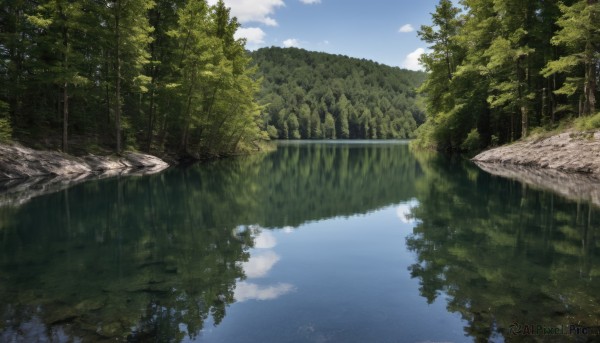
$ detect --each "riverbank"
[0,143,169,207]
[474,162,600,207]
[0,143,169,179]
[472,130,600,176]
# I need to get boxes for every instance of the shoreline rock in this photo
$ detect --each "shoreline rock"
[0,143,169,207]
[472,130,600,175]
[474,162,600,207]
[0,143,169,180]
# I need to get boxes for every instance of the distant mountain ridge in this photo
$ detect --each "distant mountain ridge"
[251,47,427,140]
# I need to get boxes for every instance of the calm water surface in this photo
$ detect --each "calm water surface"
[1,141,599,342]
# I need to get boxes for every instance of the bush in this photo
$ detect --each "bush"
[461,128,482,152]
[575,112,600,131]
[266,125,278,139]
[0,101,12,142]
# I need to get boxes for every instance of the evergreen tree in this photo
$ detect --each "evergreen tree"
[414,0,597,151]
[542,0,600,116]
[251,47,426,140]
[0,0,265,158]
[106,0,154,153]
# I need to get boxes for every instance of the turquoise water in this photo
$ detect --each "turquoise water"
[1,141,599,342]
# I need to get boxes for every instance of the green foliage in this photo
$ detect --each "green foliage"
[251,47,426,140]
[0,101,11,142]
[415,0,600,152]
[460,128,482,152]
[574,112,600,130]
[0,0,264,158]
[266,125,278,139]
[543,0,600,116]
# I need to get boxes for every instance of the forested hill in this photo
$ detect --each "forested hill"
[251,47,427,140]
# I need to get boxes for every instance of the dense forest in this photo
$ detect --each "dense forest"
[415,0,600,152]
[0,0,264,157]
[251,47,427,140]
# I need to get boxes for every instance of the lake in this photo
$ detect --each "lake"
[1,141,599,342]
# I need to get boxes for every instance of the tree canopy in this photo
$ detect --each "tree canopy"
[251,47,427,140]
[0,0,265,157]
[415,0,600,152]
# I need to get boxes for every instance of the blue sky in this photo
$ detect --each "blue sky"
[207,0,453,70]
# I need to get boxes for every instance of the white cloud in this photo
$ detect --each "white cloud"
[402,48,425,71]
[396,205,414,224]
[300,0,321,4]
[396,199,419,224]
[207,0,284,26]
[234,282,295,302]
[283,38,300,48]
[254,230,277,249]
[398,24,414,33]
[234,27,266,44]
[242,251,280,278]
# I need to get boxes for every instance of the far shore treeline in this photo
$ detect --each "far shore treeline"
[415,0,600,152]
[0,0,265,158]
[251,47,426,140]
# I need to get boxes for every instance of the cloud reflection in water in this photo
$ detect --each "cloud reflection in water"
[234,227,296,302]
[234,282,295,302]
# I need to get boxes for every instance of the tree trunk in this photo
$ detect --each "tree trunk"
[551,75,556,124]
[115,1,122,154]
[584,0,597,115]
[62,18,69,153]
[510,112,514,142]
[584,47,596,115]
[521,106,528,138]
[146,85,155,152]
[63,82,69,152]
[181,81,195,152]
[541,87,547,125]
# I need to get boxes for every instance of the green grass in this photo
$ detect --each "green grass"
[573,112,600,131]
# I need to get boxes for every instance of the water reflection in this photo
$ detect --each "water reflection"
[2,142,599,342]
[235,228,295,303]
[0,142,416,341]
[408,153,600,342]
[234,282,295,302]
[253,230,277,249]
[396,199,418,224]
[243,251,280,278]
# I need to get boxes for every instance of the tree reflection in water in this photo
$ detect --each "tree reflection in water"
[0,142,418,341]
[407,153,600,342]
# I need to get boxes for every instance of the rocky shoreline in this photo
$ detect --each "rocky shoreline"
[474,162,600,207]
[472,130,600,206]
[473,130,600,175]
[0,143,169,207]
[0,143,169,179]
